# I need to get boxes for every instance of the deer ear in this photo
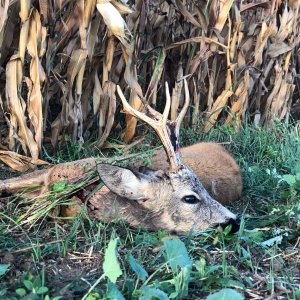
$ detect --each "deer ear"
[96,164,149,200]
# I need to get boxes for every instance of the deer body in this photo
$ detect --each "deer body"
[0,143,240,234]
[0,80,241,234]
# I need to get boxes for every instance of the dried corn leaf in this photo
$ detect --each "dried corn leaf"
[19,0,31,62]
[276,5,294,43]
[192,79,200,126]
[93,70,103,115]
[0,150,50,172]
[67,48,88,132]
[96,1,131,44]
[215,0,234,32]
[253,22,272,66]
[5,55,39,158]
[111,0,134,14]
[87,13,101,60]
[0,0,9,34]
[175,0,201,28]
[204,90,233,132]
[27,10,46,152]
[225,70,250,125]
[0,0,299,158]
[96,81,116,148]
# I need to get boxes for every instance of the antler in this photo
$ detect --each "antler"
[117,79,190,172]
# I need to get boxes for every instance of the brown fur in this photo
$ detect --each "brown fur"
[151,143,242,204]
[0,143,241,234]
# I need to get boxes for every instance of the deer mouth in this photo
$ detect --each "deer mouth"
[218,216,241,233]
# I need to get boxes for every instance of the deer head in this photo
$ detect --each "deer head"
[96,80,239,234]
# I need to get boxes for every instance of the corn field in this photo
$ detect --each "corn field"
[0,0,299,164]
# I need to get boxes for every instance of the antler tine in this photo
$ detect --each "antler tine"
[117,85,180,172]
[117,85,158,128]
[163,82,171,126]
[175,78,190,137]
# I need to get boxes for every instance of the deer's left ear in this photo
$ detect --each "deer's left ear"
[97,164,150,200]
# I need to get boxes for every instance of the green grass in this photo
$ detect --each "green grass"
[0,123,300,299]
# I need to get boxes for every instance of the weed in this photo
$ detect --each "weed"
[0,123,299,299]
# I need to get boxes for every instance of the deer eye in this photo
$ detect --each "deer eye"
[182,195,199,204]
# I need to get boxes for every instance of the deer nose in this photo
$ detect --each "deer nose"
[220,216,240,233]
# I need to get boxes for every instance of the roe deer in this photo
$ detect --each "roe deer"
[94,81,240,234]
[0,80,241,234]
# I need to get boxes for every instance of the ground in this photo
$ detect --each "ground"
[0,124,299,300]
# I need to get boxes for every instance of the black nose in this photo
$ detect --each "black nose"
[220,217,240,234]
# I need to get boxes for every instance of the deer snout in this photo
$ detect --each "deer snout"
[220,215,240,233]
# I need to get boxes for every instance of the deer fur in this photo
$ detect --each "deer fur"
[0,81,242,234]
[150,143,242,204]
[0,143,241,234]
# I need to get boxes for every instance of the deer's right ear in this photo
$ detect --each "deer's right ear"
[96,164,149,200]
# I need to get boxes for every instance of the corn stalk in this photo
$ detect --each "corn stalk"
[0,0,299,166]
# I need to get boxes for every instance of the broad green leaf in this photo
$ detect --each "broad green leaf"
[37,286,49,294]
[86,293,100,300]
[0,264,10,276]
[163,238,191,273]
[223,223,233,236]
[282,174,296,186]
[23,279,34,291]
[139,286,169,300]
[103,238,122,283]
[52,180,68,192]
[169,291,178,299]
[15,288,27,297]
[127,254,148,281]
[107,282,125,300]
[206,288,244,300]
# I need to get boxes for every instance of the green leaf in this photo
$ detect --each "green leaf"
[0,289,7,297]
[127,254,148,281]
[223,223,232,236]
[37,286,49,294]
[23,279,34,291]
[103,238,122,283]
[15,288,27,297]
[139,286,169,300]
[295,287,300,299]
[163,238,191,273]
[85,293,102,300]
[0,264,10,276]
[261,235,283,247]
[282,174,296,186]
[52,180,68,192]
[107,282,125,300]
[195,258,206,278]
[206,288,244,300]
[178,266,191,296]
